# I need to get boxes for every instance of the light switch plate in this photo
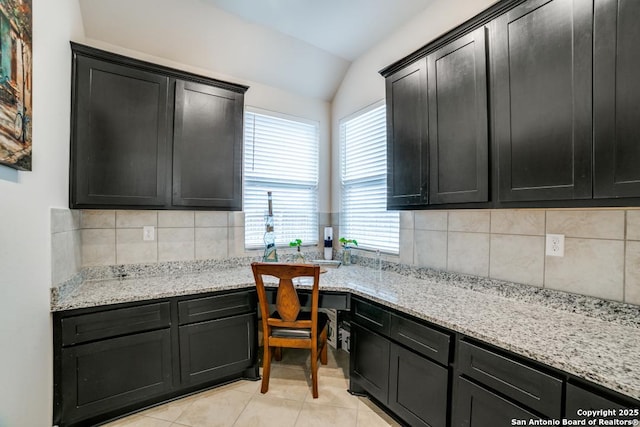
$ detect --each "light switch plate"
[143,226,155,241]
[545,234,564,257]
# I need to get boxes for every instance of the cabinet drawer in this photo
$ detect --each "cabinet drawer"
[352,298,391,335]
[264,289,349,310]
[61,302,171,346]
[178,291,255,325]
[390,314,450,365]
[458,340,562,418]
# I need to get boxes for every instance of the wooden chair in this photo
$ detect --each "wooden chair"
[251,262,329,398]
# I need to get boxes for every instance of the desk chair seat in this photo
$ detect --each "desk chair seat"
[251,262,329,398]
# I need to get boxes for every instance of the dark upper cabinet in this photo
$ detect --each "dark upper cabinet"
[492,0,593,202]
[428,27,489,205]
[70,43,247,210]
[71,54,170,207]
[385,58,429,209]
[172,80,244,209]
[593,0,640,198]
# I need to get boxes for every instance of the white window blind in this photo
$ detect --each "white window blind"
[244,109,319,249]
[341,103,399,254]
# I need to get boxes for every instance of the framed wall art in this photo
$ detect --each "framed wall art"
[0,0,32,171]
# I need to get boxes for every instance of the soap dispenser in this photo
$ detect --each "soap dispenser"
[323,227,333,260]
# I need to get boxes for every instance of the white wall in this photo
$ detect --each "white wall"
[0,1,85,425]
[330,0,498,210]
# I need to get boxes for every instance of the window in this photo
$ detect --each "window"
[244,108,319,249]
[341,102,399,254]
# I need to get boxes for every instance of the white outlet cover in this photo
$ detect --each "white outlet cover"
[545,234,564,257]
[143,226,155,241]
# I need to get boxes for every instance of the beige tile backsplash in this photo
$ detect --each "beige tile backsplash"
[403,208,639,305]
[78,210,244,267]
[68,207,640,306]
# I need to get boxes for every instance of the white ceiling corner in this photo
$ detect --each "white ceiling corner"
[78,0,435,101]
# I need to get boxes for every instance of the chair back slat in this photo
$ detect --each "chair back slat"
[275,278,300,321]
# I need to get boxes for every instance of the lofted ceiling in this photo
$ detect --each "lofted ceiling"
[78,0,435,101]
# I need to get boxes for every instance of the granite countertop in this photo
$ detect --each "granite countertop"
[51,261,640,402]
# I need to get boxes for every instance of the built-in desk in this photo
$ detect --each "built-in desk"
[51,263,640,426]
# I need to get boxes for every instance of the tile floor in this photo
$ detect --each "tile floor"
[103,347,402,427]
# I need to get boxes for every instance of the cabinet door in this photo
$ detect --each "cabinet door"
[61,329,172,424]
[179,313,256,386]
[349,324,390,404]
[453,377,540,427]
[71,54,169,208]
[593,0,640,198]
[388,344,448,427]
[172,80,244,209]
[492,0,593,202]
[386,58,429,208]
[428,27,489,205]
[565,383,631,420]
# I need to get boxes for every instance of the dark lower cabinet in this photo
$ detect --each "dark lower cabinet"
[350,323,390,404]
[350,298,452,426]
[54,290,258,427]
[453,377,539,427]
[179,313,255,385]
[492,0,593,202]
[593,0,640,198]
[388,343,448,427]
[60,329,173,425]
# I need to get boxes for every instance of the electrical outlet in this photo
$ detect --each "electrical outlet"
[143,226,155,241]
[545,234,564,257]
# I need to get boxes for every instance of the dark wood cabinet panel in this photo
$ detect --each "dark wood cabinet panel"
[70,43,247,210]
[453,377,540,427]
[428,27,489,204]
[179,313,256,386]
[492,0,593,202]
[593,0,640,198]
[54,290,259,427]
[60,329,173,424]
[352,298,391,335]
[350,324,390,404]
[61,302,171,346]
[388,344,448,427]
[390,313,450,366]
[565,383,632,420]
[71,54,170,208]
[386,58,429,208]
[172,80,244,209]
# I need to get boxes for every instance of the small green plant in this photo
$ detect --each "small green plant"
[339,237,358,247]
[289,239,302,248]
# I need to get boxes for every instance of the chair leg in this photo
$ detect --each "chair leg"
[320,328,328,365]
[261,345,272,394]
[274,346,282,361]
[311,348,319,399]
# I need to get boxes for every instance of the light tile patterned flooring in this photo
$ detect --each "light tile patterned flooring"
[103,347,402,427]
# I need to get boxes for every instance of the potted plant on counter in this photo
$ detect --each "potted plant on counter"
[289,238,305,263]
[339,237,358,265]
